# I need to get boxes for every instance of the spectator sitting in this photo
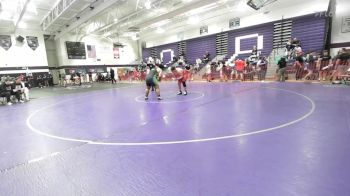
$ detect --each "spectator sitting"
[155,58,162,65]
[19,74,25,81]
[251,45,258,56]
[178,58,185,65]
[77,72,82,85]
[15,78,28,102]
[48,73,53,86]
[88,72,93,83]
[317,50,332,81]
[0,80,12,105]
[294,51,305,80]
[147,57,154,64]
[330,48,350,82]
[249,45,259,63]
[70,73,75,84]
[303,52,316,80]
[5,78,22,103]
[245,58,254,81]
[289,38,301,59]
[37,74,43,88]
[43,74,49,87]
[285,38,294,59]
[105,72,110,81]
[294,45,303,56]
[203,51,210,63]
[292,37,301,48]
[179,51,185,61]
[172,56,178,63]
[22,80,30,101]
[194,58,202,72]
[205,63,212,82]
[257,56,268,81]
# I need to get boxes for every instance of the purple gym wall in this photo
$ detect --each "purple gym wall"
[162,51,172,64]
[186,35,217,64]
[142,14,326,62]
[240,38,258,51]
[155,43,178,64]
[142,48,151,61]
[291,15,326,53]
[228,22,274,59]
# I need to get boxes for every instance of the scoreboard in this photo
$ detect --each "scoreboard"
[66,41,86,59]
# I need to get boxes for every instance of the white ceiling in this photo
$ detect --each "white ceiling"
[0,0,330,39]
[0,0,57,33]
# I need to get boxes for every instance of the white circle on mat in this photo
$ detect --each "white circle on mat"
[26,87,315,146]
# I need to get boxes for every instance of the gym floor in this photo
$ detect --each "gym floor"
[0,82,349,196]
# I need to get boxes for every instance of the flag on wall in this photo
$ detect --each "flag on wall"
[26,36,39,50]
[113,47,120,59]
[87,45,96,58]
[0,35,12,51]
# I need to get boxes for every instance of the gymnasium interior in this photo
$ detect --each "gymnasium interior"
[0,0,350,195]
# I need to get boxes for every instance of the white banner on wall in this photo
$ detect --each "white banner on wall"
[235,34,264,55]
[341,16,350,33]
[160,49,174,64]
[0,35,12,51]
[26,36,39,50]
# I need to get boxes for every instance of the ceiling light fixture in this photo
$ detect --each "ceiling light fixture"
[145,0,151,9]
[187,15,199,24]
[18,21,27,28]
[149,19,171,28]
[0,11,13,20]
[103,32,112,37]
[156,27,164,34]
[237,1,248,11]
[184,3,217,17]
[132,35,139,41]
[2,1,18,11]
[27,3,38,15]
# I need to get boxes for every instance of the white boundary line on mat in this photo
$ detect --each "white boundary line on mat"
[26,87,315,146]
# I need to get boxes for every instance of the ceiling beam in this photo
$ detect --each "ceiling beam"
[92,0,215,35]
[55,0,123,40]
[136,0,216,28]
[90,0,168,34]
[14,0,31,32]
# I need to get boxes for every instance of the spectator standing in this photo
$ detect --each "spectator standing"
[277,57,287,82]
[110,69,116,84]
[257,56,268,81]
[203,51,210,63]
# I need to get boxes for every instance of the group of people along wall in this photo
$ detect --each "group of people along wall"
[142,14,326,65]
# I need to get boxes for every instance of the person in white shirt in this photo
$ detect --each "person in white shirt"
[195,58,202,72]
[15,78,29,102]
[206,63,212,82]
